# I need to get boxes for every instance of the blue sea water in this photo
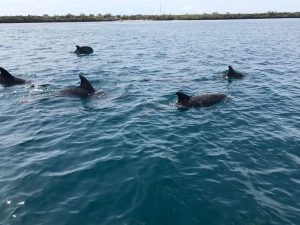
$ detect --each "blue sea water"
[0,19,300,225]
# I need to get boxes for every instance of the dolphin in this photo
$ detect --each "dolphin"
[0,67,29,85]
[176,92,226,107]
[225,66,244,79]
[60,75,103,98]
[74,45,94,55]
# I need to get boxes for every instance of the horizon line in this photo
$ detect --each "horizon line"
[1,11,300,17]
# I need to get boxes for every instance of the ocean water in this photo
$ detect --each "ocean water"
[0,19,300,225]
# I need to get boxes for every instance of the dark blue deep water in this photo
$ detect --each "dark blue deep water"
[0,19,300,225]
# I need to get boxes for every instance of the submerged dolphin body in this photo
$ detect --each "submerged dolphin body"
[74,45,94,55]
[60,75,101,97]
[225,66,244,79]
[176,92,226,107]
[0,67,28,85]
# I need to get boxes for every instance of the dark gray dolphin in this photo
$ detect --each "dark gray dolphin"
[0,67,28,85]
[225,66,244,79]
[60,75,103,98]
[176,92,226,107]
[74,45,94,55]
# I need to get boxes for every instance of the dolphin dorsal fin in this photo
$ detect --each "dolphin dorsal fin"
[79,75,95,93]
[176,92,190,106]
[228,66,234,74]
[0,67,15,81]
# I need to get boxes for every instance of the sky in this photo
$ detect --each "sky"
[0,0,299,16]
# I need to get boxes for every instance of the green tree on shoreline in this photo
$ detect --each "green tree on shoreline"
[0,12,299,23]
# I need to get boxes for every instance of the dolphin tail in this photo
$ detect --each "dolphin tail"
[176,92,190,106]
[79,75,95,93]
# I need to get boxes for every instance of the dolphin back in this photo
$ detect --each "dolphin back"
[0,67,26,85]
[0,67,15,81]
[75,46,94,55]
[79,75,95,93]
[176,92,226,107]
[191,94,226,107]
[228,66,234,74]
[74,45,80,54]
[226,65,244,79]
[176,92,191,106]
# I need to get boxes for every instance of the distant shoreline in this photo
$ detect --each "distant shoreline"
[0,12,299,23]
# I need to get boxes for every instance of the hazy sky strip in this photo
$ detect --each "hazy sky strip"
[0,0,300,16]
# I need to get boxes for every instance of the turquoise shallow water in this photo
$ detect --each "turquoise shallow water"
[0,19,300,225]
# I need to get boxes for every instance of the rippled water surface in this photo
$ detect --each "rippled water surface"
[0,19,300,225]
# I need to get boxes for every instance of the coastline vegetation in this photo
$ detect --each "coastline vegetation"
[0,12,299,23]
